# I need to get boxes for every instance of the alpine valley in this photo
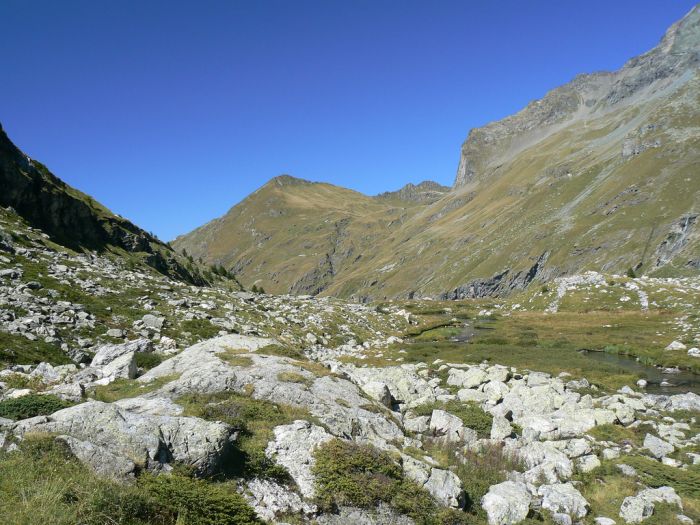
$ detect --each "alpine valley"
[0,6,699,525]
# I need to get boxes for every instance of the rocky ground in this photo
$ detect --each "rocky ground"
[0,205,699,525]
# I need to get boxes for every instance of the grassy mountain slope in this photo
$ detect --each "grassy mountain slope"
[173,175,428,295]
[175,7,700,300]
[0,123,211,285]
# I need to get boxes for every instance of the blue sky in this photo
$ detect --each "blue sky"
[1,1,696,240]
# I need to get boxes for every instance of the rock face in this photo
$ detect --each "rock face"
[264,420,333,498]
[7,401,234,477]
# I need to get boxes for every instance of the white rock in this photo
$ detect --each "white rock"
[481,481,531,525]
[538,482,589,518]
[665,341,686,351]
[643,434,674,459]
[265,420,333,498]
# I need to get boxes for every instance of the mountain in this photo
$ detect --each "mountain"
[175,6,700,300]
[0,123,210,285]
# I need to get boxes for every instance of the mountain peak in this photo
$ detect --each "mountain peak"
[267,174,313,187]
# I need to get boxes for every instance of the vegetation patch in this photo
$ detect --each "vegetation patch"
[0,394,73,420]
[135,351,165,371]
[91,375,178,403]
[0,435,259,525]
[179,392,313,481]
[413,400,493,439]
[276,371,312,386]
[0,331,71,367]
[313,439,470,524]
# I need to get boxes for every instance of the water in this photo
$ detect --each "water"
[447,323,700,396]
[578,349,700,396]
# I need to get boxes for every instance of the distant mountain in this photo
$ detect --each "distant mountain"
[376,181,450,204]
[0,124,208,285]
[175,6,700,300]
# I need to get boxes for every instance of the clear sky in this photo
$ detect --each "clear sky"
[1,1,696,240]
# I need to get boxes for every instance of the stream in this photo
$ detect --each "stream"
[448,324,700,396]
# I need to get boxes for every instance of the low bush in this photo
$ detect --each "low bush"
[138,474,260,525]
[135,351,164,370]
[0,394,73,420]
[313,439,472,524]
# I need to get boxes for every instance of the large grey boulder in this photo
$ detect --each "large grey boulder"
[56,435,136,479]
[619,486,682,523]
[423,468,465,509]
[447,367,488,389]
[11,401,233,476]
[429,409,477,444]
[481,481,531,525]
[538,482,589,519]
[362,381,393,408]
[643,434,674,459]
[90,338,151,367]
[265,420,333,498]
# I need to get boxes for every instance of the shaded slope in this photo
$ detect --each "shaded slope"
[0,124,207,285]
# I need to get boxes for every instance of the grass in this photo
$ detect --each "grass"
[179,391,314,481]
[0,331,71,368]
[412,400,493,439]
[588,423,649,448]
[0,435,260,525]
[0,394,74,420]
[276,371,312,386]
[573,459,700,524]
[172,319,221,341]
[91,375,179,403]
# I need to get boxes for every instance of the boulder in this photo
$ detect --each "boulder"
[619,486,682,524]
[362,381,393,408]
[490,415,513,440]
[643,434,674,459]
[447,367,488,389]
[265,420,333,498]
[244,478,316,521]
[423,468,465,509]
[10,401,233,476]
[481,481,531,525]
[538,482,589,518]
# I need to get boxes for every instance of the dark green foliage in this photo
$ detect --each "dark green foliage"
[624,456,700,498]
[626,267,637,278]
[179,318,220,340]
[312,439,471,524]
[0,394,73,420]
[138,475,260,525]
[135,351,165,371]
[0,331,71,367]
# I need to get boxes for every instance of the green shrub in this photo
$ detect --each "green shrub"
[624,455,700,498]
[313,439,470,524]
[138,474,260,525]
[0,394,73,420]
[135,351,164,370]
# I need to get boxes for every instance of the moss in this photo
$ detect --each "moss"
[91,375,178,403]
[0,394,74,420]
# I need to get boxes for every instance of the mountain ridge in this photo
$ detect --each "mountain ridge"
[175,6,700,300]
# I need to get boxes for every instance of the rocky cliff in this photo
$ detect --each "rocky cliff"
[0,123,207,285]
